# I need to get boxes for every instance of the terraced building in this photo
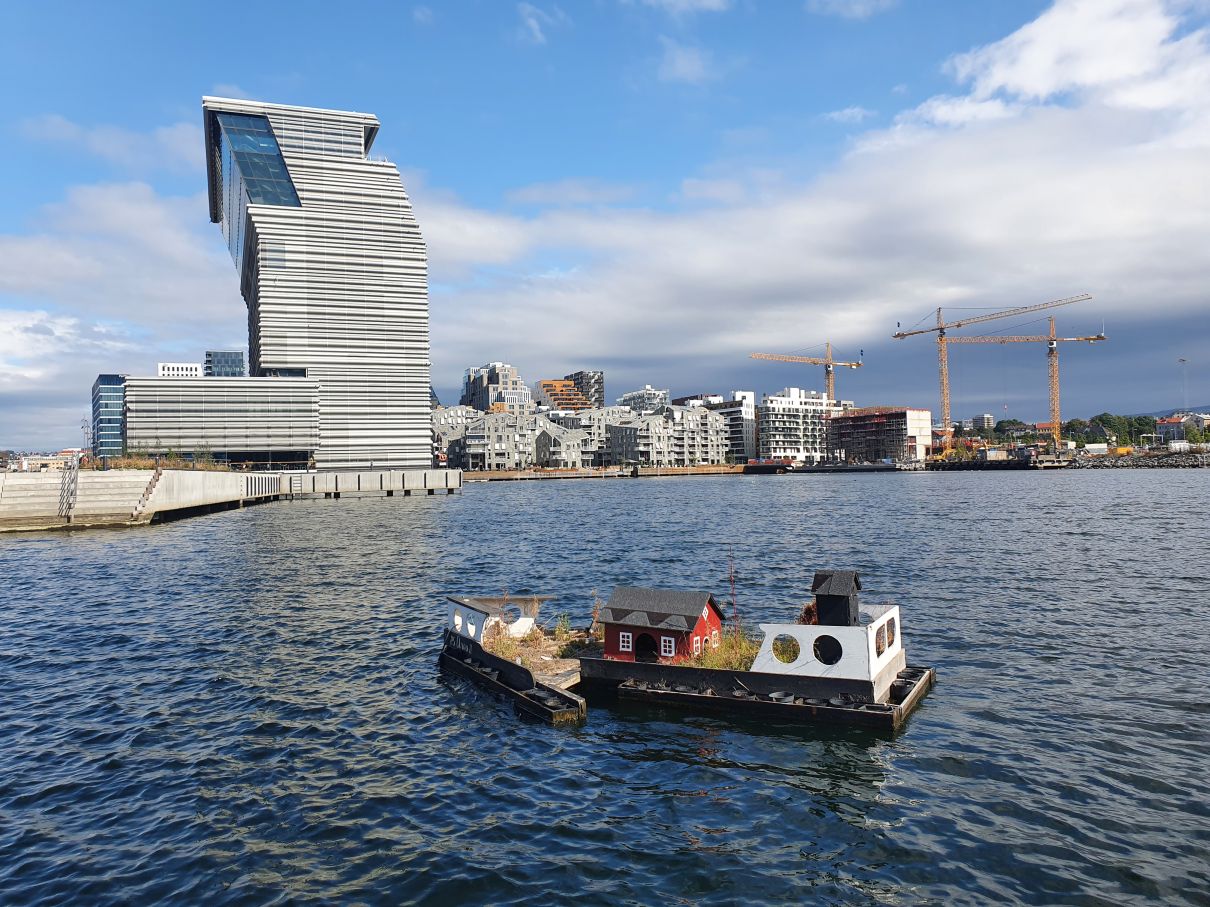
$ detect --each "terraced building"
[202,97,431,469]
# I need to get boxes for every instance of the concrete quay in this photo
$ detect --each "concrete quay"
[0,467,462,532]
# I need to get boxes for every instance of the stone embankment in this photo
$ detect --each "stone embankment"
[1070,453,1209,469]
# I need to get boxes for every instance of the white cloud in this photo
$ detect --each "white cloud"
[508,179,637,206]
[210,83,252,100]
[823,105,876,123]
[657,36,715,83]
[18,114,205,173]
[415,0,1210,411]
[806,0,897,20]
[413,5,434,25]
[639,0,730,14]
[515,3,568,45]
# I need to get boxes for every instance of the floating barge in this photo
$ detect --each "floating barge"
[440,596,586,725]
[439,571,934,732]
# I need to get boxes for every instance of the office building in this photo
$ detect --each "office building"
[91,374,127,458]
[158,363,203,378]
[203,97,430,469]
[460,362,534,415]
[566,370,605,409]
[974,413,995,431]
[124,377,319,465]
[205,350,246,377]
[827,407,933,463]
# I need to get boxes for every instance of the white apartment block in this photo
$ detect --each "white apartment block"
[706,391,757,463]
[203,97,431,470]
[157,363,203,378]
[758,387,849,464]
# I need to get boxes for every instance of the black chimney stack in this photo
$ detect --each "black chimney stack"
[811,570,861,627]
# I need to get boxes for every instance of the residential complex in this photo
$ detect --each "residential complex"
[827,407,933,464]
[460,362,534,415]
[616,385,670,413]
[534,379,593,412]
[758,387,848,464]
[566,370,605,409]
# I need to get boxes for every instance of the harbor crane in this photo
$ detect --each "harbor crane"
[946,317,1106,450]
[750,342,863,401]
[892,294,1092,451]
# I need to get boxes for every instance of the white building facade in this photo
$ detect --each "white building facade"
[203,97,431,469]
[758,387,848,464]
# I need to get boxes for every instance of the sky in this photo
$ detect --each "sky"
[2,0,1209,449]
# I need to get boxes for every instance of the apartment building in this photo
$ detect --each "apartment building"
[758,387,847,464]
[827,407,933,463]
[461,362,535,415]
[565,370,605,409]
[615,385,670,413]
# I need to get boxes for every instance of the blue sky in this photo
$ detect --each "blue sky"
[2,0,1208,448]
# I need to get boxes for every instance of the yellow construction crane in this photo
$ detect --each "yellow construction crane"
[750,342,863,401]
[892,294,1092,451]
[947,317,1106,450]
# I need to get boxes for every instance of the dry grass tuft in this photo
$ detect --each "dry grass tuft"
[691,627,760,671]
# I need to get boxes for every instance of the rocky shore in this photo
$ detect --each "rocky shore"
[1070,452,1209,469]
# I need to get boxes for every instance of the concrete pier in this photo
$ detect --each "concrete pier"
[0,468,462,532]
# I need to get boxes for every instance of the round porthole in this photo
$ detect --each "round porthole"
[813,635,842,665]
[772,634,800,664]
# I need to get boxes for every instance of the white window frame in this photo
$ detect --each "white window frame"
[619,631,632,653]
[661,636,676,658]
[711,629,720,648]
[693,635,702,655]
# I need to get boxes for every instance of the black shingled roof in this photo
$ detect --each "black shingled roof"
[600,586,721,631]
[811,570,861,596]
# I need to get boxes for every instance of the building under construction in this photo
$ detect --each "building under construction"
[828,407,933,464]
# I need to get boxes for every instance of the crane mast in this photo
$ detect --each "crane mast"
[892,294,1092,453]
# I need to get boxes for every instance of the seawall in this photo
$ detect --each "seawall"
[0,468,462,532]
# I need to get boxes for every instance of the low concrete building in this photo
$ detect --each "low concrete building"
[827,407,933,463]
[157,362,203,378]
[124,376,320,466]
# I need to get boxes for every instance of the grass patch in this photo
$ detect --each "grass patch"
[690,626,760,671]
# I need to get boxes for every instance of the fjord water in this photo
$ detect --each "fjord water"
[2,472,1208,905]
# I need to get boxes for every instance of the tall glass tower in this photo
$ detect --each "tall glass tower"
[91,374,126,458]
[202,97,431,469]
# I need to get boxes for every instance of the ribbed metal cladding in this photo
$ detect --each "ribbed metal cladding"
[202,97,430,470]
[125,377,319,454]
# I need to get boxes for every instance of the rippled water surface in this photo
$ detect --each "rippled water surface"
[2,471,1209,905]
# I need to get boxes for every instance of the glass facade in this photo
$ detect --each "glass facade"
[91,374,126,458]
[216,113,300,269]
[204,349,246,377]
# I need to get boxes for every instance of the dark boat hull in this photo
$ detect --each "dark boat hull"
[440,630,586,725]
[581,657,934,731]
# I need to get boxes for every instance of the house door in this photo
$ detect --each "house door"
[635,633,659,663]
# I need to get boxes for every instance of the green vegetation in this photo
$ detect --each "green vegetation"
[690,626,760,671]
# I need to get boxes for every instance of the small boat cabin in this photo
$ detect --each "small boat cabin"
[600,586,724,663]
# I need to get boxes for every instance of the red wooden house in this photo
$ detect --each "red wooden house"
[600,586,725,663]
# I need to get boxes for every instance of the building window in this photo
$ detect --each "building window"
[619,632,632,653]
[661,636,676,658]
[712,629,720,648]
[693,635,702,655]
